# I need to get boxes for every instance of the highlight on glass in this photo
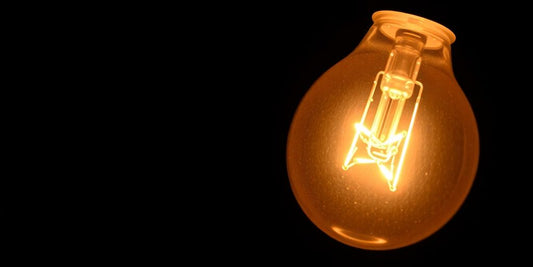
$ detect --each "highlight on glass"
[286,10,479,250]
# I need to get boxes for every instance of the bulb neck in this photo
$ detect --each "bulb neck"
[381,30,425,99]
[372,10,455,50]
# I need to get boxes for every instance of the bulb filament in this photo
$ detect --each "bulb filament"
[342,30,426,191]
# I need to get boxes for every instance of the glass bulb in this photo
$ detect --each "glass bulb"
[286,10,479,250]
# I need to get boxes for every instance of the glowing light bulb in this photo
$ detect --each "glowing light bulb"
[286,10,479,250]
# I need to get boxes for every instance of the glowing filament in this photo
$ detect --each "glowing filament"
[342,30,426,192]
[343,72,423,191]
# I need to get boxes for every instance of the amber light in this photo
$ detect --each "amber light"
[286,10,479,250]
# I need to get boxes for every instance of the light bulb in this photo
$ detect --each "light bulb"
[286,10,479,250]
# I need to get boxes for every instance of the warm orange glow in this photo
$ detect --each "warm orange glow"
[332,226,388,245]
[287,10,479,250]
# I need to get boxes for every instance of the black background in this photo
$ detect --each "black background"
[13,1,532,263]
[209,1,533,264]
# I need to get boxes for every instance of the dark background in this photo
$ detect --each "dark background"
[213,1,533,264]
[14,1,531,263]
[49,1,528,264]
